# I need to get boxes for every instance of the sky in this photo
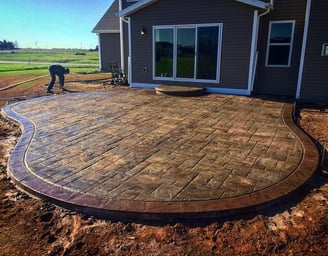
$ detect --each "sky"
[0,0,114,49]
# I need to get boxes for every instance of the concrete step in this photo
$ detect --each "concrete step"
[156,85,205,97]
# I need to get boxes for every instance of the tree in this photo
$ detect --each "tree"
[0,39,16,50]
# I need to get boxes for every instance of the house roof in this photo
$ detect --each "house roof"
[92,0,120,33]
[118,0,269,17]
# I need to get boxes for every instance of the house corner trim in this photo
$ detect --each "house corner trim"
[248,10,259,94]
[296,0,312,100]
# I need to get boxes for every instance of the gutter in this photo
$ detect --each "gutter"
[118,0,158,17]
[92,30,120,34]
[235,0,268,10]
[120,0,268,17]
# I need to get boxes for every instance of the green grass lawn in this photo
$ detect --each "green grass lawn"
[0,49,99,75]
[0,49,99,64]
[0,64,49,75]
[0,64,98,75]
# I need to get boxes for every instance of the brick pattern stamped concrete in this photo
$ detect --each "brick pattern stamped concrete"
[2,89,319,219]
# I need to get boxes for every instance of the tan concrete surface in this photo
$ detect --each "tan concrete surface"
[2,88,318,220]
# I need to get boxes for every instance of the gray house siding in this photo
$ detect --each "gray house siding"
[129,0,255,89]
[99,33,121,72]
[254,0,307,96]
[300,0,328,103]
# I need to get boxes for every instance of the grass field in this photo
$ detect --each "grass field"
[0,49,99,63]
[0,49,99,75]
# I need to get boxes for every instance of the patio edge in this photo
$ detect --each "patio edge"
[1,102,319,221]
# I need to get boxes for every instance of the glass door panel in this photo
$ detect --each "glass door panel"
[176,28,195,79]
[155,28,174,77]
[196,26,219,80]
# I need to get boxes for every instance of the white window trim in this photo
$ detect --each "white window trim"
[265,20,295,68]
[152,23,223,83]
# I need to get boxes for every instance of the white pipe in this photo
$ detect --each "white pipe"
[97,34,102,71]
[127,17,132,85]
[258,6,272,19]
[121,16,131,72]
[250,1,273,94]
[119,0,125,71]
[119,17,132,85]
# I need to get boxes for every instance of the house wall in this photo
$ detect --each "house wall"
[129,0,255,89]
[254,0,307,97]
[99,33,121,71]
[300,0,328,103]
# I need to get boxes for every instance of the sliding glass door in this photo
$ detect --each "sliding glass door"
[153,23,222,83]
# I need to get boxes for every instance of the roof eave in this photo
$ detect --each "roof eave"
[118,0,268,18]
[92,29,120,34]
[118,0,159,17]
[235,0,268,9]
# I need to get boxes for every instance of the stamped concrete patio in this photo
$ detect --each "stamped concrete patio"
[2,88,319,220]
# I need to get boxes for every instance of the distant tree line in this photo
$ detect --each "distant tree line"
[0,40,17,50]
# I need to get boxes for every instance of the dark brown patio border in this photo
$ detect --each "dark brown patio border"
[1,102,319,220]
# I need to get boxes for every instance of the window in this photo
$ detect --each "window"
[153,24,222,82]
[322,43,328,56]
[266,21,295,67]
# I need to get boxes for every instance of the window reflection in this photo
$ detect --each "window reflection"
[155,28,173,77]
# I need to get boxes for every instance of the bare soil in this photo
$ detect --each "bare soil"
[0,74,327,255]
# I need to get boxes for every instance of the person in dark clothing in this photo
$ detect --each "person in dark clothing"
[47,64,70,93]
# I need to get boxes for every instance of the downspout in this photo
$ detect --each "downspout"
[119,0,124,71]
[119,1,132,85]
[97,33,102,71]
[256,1,274,45]
[249,1,273,94]
[120,16,132,85]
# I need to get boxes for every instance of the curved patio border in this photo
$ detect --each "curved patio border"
[1,101,319,220]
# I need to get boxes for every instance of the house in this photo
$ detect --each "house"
[92,0,121,71]
[93,0,328,103]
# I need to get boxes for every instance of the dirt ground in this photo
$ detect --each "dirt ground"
[0,74,327,255]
